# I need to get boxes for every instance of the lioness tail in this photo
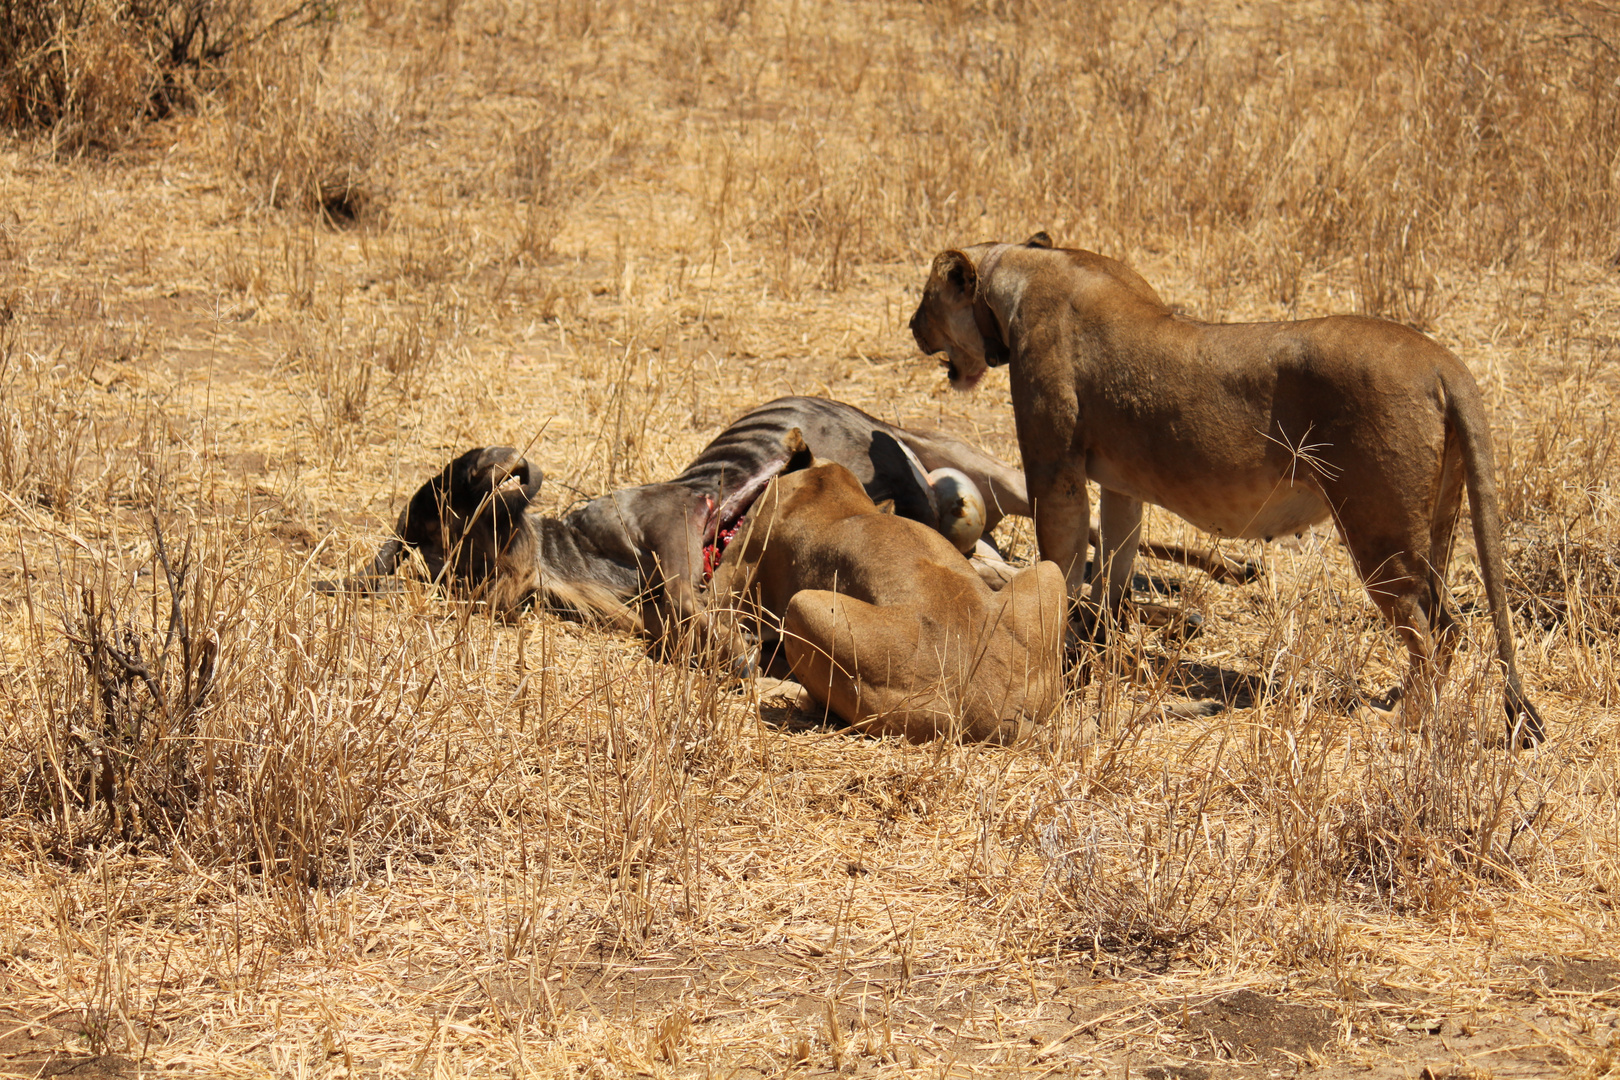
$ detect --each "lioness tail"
[1446,371,1544,746]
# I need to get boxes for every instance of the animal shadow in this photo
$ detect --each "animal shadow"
[1158,658,1367,714]
[1161,660,1266,711]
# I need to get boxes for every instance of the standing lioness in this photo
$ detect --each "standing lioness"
[910,232,1543,745]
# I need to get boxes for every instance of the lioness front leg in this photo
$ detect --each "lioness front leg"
[1096,489,1144,619]
[646,538,756,675]
[1026,462,1092,642]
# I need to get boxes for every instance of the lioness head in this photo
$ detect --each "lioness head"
[910,233,1050,391]
[910,249,998,391]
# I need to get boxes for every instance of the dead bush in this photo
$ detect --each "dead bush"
[1322,683,1552,911]
[223,31,399,221]
[15,517,228,857]
[2,512,464,922]
[1033,773,1256,954]
[0,0,160,152]
[0,0,322,153]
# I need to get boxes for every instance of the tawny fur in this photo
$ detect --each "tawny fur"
[710,458,1066,743]
[910,232,1542,745]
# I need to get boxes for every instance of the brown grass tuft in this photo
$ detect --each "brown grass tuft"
[0,0,317,153]
[221,30,400,221]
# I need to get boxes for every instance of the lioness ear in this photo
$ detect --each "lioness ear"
[1024,231,1053,248]
[783,427,814,473]
[931,250,977,298]
[873,498,896,515]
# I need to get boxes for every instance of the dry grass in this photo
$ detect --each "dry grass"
[2,0,1620,1076]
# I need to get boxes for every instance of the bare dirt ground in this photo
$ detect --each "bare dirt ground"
[3,1,1620,1076]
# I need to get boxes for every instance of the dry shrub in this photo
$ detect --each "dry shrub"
[736,128,876,296]
[223,31,400,221]
[1507,399,1620,532]
[0,0,159,153]
[1324,734,1550,913]
[1033,769,1257,954]
[1351,201,1445,331]
[1512,536,1620,636]
[17,517,225,855]
[0,300,181,520]
[281,317,375,447]
[1,514,468,911]
[303,338,373,442]
[1264,669,1552,912]
[0,476,746,941]
[0,0,311,153]
[281,293,461,457]
[212,604,450,900]
[0,362,465,910]
[362,293,456,398]
[578,652,744,947]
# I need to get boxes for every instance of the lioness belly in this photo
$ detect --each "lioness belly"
[1186,482,1332,541]
[1092,458,1331,541]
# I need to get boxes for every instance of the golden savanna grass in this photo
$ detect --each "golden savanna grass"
[1,0,1619,1076]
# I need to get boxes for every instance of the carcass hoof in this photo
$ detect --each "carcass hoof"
[1135,602,1205,641]
[1159,697,1225,719]
[1367,685,1402,713]
[1212,557,1265,585]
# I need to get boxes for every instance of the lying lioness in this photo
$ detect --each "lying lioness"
[910,232,1543,745]
[710,447,1066,743]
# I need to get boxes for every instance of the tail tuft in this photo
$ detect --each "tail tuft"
[1504,680,1545,748]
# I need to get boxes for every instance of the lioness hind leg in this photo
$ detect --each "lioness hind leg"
[1096,490,1145,620]
[783,592,1023,742]
[1345,541,1451,730]
[1371,450,1468,727]
[782,591,940,740]
[1390,598,1448,732]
